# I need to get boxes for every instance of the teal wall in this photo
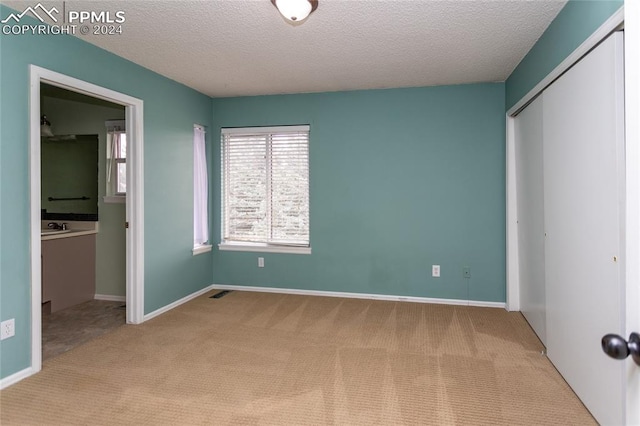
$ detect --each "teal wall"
[0,5,213,380]
[506,0,623,110]
[212,84,506,303]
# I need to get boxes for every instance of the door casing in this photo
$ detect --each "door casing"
[29,65,145,376]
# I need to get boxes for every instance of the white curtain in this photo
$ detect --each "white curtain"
[193,126,209,246]
[106,132,120,186]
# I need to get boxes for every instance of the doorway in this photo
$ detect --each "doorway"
[29,65,145,374]
[40,83,127,360]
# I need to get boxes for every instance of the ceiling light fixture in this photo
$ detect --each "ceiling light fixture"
[271,0,318,23]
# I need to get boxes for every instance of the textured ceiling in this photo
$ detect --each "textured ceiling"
[2,0,567,97]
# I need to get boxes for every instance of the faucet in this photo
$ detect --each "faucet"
[47,222,61,230]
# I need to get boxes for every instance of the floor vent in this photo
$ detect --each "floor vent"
[210,290,232,299]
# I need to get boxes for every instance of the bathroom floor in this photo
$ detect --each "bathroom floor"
[42,300,126,361]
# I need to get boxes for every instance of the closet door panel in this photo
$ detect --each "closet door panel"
[543,33,624,425]
[515,95,546,344]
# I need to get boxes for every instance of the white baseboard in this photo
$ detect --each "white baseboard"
[143,284,217,321]
[94,294,126,302]
[0,367,36,390]
[210,284,506,309]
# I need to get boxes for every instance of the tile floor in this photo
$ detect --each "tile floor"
[42,300,126,361]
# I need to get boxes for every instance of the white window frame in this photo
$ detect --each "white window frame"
[219,125,311,255]
[105,119,126,203]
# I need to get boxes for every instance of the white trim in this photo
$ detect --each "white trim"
[143,284,217,321]
[0,367,36,390]
[125,95,145,325]
[507,6,624,117]
[192,244,212,255]
[221,125,309,134]
[94,294,126,302]
[218,243,311,255]
[29,66,145,383]
[40,229,98,241]
[29,70,42,375]
[209,284,506,309]
[103,195,126,204]
[506,115,520,311]
[624,1,640,424]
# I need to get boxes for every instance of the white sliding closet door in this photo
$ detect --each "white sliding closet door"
[543,32,625,425]
[515,96,546,344]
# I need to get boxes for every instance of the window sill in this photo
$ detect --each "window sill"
[103,195,125,204]
[218,243,311,255]
[192,244,212,256]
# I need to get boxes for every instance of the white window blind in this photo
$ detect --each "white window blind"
[221,126,309,247]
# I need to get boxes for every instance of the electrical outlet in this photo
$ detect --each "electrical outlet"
[1,318,15,340]
[432,265,440,278]
[463,266,471,279]
[258,257,264,268]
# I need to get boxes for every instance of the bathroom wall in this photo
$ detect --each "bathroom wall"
[41,134,99,215]
[41,96,126,297]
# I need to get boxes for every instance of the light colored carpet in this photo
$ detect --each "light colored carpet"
[1,291,595,425]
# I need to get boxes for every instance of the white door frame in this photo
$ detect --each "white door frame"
[506,4,639,423]
[29,65,145,375]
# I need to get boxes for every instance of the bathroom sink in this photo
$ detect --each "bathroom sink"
[41,229,71,236]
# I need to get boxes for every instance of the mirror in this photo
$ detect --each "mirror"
[41,135,99,221]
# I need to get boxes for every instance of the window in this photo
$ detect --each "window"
[106,120,126,201]
[193,124,211,255]
[220,125,310,254]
